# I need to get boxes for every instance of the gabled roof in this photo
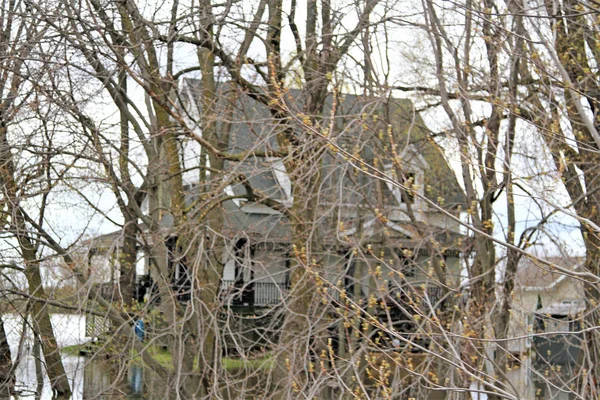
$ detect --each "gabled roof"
[182,79,466,211]
[83,83,466,252]
[80,230,124,252]
[516,256,584,291]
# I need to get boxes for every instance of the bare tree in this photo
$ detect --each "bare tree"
[0,2,73,396]
[514,2,600,396]
[5,0,597,399]
[389,0,600,398]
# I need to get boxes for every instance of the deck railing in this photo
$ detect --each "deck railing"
[220,280,290,306]
[96,277,444,309]
[254,282,290,305]
[218,281,443,308]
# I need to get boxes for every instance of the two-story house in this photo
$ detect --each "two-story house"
[82,80,466,350]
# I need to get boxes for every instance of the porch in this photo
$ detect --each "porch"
[91,278,445,312]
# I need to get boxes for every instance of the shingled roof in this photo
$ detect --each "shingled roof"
[182,79,466,210]
[516,256,584,290]
[82,81,467,263]
[179,79,467,247]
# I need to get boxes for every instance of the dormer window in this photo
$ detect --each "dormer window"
[401,172,415,204]
[141,196,149,215]
[224,182,246,207]
[384,164,419,206]
[383,146,428,208]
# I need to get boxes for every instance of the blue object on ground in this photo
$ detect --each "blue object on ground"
[134,319,145,342]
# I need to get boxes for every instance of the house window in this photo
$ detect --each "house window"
[166,236,191,302]
[546,316,570,332]
[395,249,416,277]
[384,163,418,206]
[233,238,255,305]
[343,251,357,299]
[234,238,253,284]
[526,314,533,347]
[401,173,415,203]
[268,157,293,207]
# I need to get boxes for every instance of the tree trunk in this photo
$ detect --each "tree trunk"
[34,335,44,399]
[276,148,322,394]
[22,249,71,397]
[0,316,13,398]
[120,222,137,306]
[0,121,71,398]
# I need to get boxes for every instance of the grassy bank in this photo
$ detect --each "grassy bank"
[62,342,273,372]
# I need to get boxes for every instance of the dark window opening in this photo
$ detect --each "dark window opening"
[395,249,416,277]
[339,249,366,300]
[401,173,415,203]
[166,236,191,302]
[233,238,255,305]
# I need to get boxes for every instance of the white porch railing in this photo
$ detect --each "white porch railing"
[220,280,290,306]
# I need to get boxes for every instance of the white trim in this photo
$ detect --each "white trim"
[224,183,245,207]
[386,221,414,238]
[269,158,293,207]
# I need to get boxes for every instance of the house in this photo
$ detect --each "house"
[507,256,585,399]
[82,81,467,349]
[509,256,584,356]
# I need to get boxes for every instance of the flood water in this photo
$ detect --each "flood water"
[0,314,580,399]
[1,314,129,400]
[2,313,232,399]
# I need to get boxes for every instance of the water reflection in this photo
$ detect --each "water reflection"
[9,346,150,399]
[3,314,87,399]
[1,313,161,399]
[129,365,143,396]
